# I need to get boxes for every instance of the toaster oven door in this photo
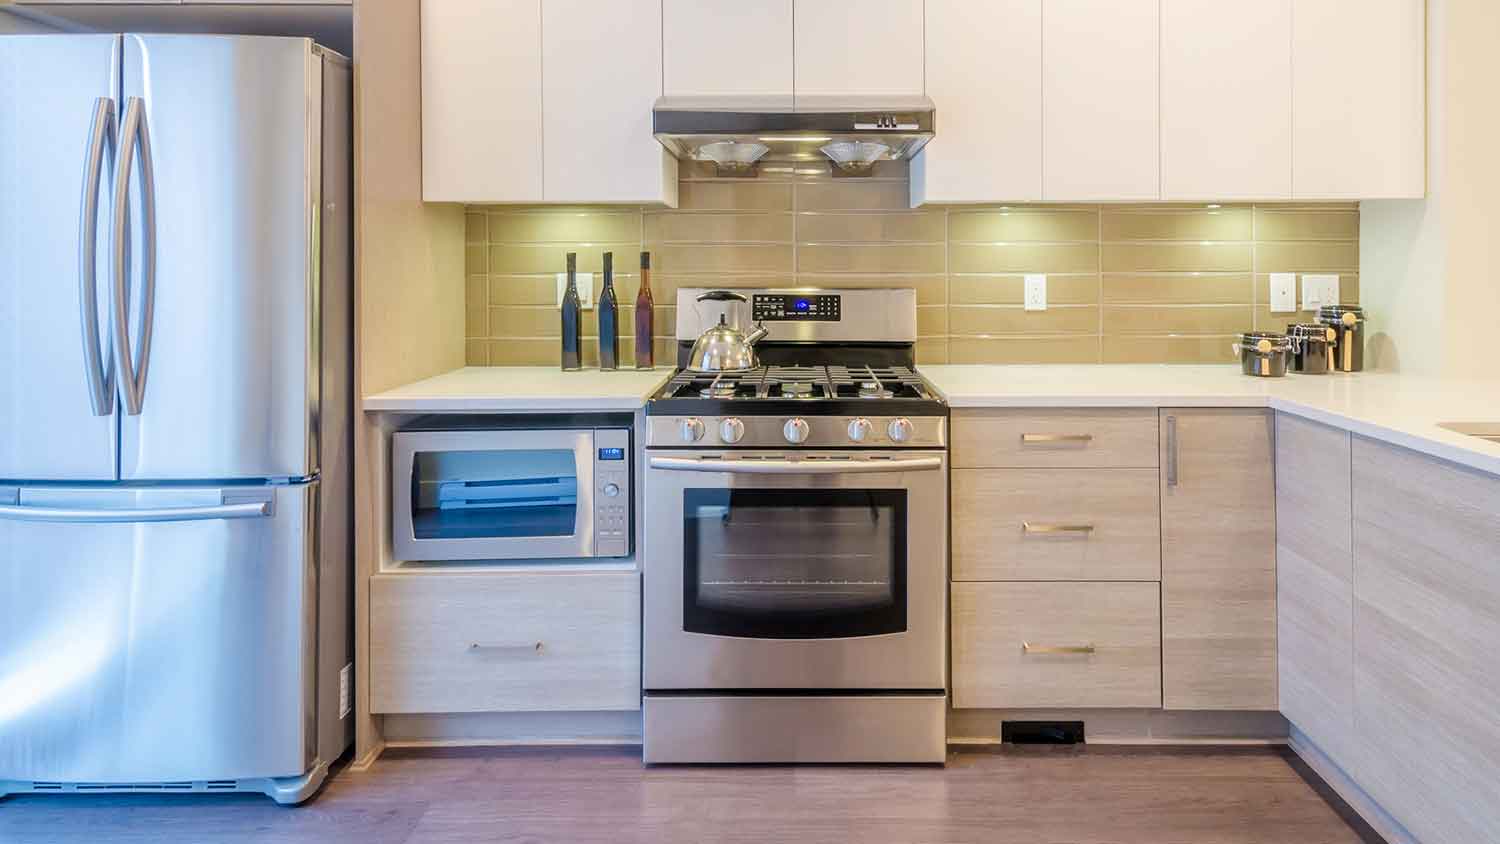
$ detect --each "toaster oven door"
[392,430,602,562]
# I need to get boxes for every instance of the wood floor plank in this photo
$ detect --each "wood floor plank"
[0,747,1378,844]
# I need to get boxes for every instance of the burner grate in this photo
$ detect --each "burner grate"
[659,365,935,403]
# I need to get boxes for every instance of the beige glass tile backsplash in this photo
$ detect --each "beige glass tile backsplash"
[464,162,1358,366]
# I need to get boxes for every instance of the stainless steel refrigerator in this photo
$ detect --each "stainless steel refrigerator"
[0,33,352,805]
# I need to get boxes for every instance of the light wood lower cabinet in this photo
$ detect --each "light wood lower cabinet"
[952,582,1162,709]
[1160,408,1277,710]
[953,468,1160,581]
[370,572,641,715]
[1275,413,1353,759]
[1350,437,1500,844]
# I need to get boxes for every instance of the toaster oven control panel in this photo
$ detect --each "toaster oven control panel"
[753,293,841,321]
[594,428,631,557]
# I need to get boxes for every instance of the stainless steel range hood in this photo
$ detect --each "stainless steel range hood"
[653,95,935,176]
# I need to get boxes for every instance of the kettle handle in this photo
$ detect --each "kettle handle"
[697,290,749,303]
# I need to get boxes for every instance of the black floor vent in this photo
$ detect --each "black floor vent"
[1001,720,1086,744]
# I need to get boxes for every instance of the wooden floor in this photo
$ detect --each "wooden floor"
[0,745,1382,844]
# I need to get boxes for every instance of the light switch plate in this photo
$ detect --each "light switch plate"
[556,272,594,310]
[1024,274,1047,311]
[1301,274,1339,313]
[1270,273,1297,313]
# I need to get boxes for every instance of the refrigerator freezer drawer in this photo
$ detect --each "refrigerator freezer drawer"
[0,484,317,783]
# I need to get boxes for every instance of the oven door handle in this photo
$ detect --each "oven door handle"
[648,456,943,474]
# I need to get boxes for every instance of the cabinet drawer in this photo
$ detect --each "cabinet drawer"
[370,572,640,714]
[952,582,1162,709]
[953,409,1159,468]
[953,468,1160,581]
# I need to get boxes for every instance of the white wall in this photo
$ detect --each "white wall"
[1360,0,1500,376]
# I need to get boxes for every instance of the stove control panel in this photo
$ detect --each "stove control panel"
[647,415,946,449]
[752,293,841,322]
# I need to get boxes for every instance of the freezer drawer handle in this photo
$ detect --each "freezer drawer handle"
[110,96,158,416]
[0,493,273,524]
[648,456,941,475]
[78,96,118,417]
[1022,642,1096,655]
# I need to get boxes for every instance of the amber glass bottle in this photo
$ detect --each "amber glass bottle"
[634,251,655,369]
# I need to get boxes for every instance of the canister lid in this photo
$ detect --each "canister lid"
[1288,322,1336,342]
[1237,331,1291,353]
[1317,304,1365,326]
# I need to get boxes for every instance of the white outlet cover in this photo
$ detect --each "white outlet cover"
[1301,274,1339,313]
[1269,273,1297,313]
[1024,274,1047,312]
[556,272,594,310]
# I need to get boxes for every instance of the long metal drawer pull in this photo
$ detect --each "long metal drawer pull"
[468,641,544,654]
[78,97,117,417]
[110,96,157,416]
[1020,433,1093,444]
[648,456,942,475]
[1165,415,1179,487]
[0,501,270,524]
[1022,642,1096,655]
[1022,522,1095,535]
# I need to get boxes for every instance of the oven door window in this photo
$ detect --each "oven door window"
[683,489,907,639]
[410,448,578,540]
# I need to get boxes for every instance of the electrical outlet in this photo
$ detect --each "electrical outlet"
[1301,274,1339,313]
[556,272,595,310]
[1024,274,1047,312]
[1270,273,1297,313]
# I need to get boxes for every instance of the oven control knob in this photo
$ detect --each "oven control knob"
[719,417,745,444]
[847,417,873,442]
[783,417,810,444]
[679,417,705,443]
[603,483,621,497]
[887,417,915,443]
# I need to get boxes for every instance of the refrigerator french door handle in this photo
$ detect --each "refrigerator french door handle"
[0,490,273,524]
[110,96,157,416]
[78,96,117,416]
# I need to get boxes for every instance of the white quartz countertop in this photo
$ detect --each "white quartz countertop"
[363,366,673,413]
[919,365,1500,476]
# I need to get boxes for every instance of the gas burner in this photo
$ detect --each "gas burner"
[857,381,894,399]
[701,382,739,398]
[781,382,816,398]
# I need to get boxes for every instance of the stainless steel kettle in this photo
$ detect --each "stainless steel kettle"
[686,291,768,371]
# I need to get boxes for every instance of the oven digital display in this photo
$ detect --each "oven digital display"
[752,294,841,321]
[597,447,625,460]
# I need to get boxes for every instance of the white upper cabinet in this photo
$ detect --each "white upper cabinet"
[663,0,794,105]
[912,0,1042,205]
[1161,0,1293,200]
[421,0,543,203]
[1292,0,1425,199]
[542,0,676,204]
[793,0,925,97]
[1042,0,1160,201]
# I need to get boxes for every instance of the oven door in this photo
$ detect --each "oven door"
[392,430,599,562]
[643,450,947,691]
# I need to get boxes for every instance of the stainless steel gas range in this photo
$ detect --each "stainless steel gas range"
[642,288,948,764]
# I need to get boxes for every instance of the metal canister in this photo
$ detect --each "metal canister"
[1318,304,1366,372]
[1287,323,1336,374]
[1233,331,1291,377]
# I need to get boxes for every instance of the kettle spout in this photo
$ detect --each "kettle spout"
[746,321,770,346]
